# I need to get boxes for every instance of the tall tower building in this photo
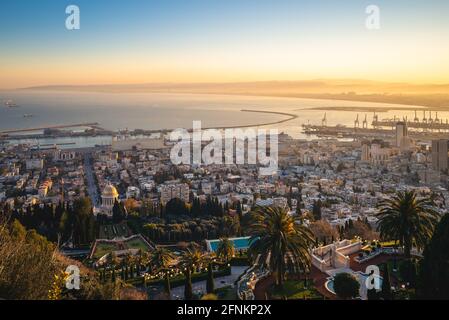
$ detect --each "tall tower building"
[432,139,449,172]
[395,122,408,148]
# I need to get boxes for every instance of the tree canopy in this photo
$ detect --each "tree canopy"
[418,213,449,299]
[333,273,360,300]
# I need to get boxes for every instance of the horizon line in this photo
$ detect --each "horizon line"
[8,78,449,91]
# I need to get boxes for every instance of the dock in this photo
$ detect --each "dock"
[0,122,102,134]
[371,110,449,132]
[303,110,449,140]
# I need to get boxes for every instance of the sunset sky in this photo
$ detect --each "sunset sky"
[1,0,449,89]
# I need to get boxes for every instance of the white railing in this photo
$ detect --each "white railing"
[311,240,362,272]
[334,250,350,269]
[337,242,362,256]
[354,246,423,263]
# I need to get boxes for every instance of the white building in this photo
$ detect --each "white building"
[255,197,288,209]
[38,180,52,198]
[26,159,44,170]
[361,140,394,165]
[160,182,190,204]
[126,186,140,199]
[53,150,76,162]
[112,136,166,151]
[202,182,214,195]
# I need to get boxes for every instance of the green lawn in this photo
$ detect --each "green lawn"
[270,280,323,300]
[126,238,150,251]
[93,243,117,259]
[92,236,150,259]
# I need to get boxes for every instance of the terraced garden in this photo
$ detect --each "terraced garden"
[90,234,153,260]
[99,223,132,240]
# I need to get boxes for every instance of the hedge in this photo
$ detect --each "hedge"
[126,266,232,288]
[230,257,250,266]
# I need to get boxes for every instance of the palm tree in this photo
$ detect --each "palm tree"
[247,206,315,287]
[178,247,206,300]
[376,190,439,259]
[216,237,235,263]
[221,215,240,237]
[150,247,175,271]
[149,248,175,296]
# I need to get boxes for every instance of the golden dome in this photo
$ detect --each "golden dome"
[102,184,119,198]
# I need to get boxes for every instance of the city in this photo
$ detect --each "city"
[1,118,448,301]
[0,0,448,315]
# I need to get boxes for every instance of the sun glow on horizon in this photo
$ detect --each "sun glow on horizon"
[1,0,449,89]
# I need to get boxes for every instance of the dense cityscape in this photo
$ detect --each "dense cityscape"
[1,118,448,301]
[1,0,449,312]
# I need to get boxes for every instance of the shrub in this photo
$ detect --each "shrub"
[333,273,360,300]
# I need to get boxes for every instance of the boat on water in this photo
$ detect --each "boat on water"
[23,114,34,118]
[5,100,19,108]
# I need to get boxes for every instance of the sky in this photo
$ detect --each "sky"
[1,0,449,88]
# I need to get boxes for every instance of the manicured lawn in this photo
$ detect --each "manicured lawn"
[93,243,117,259]
[270,280,323,300]
[126,238,150,251]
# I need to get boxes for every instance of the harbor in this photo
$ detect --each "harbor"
[0,109,298,148]
[303,111,449,140]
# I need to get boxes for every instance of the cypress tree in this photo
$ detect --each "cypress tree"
[418,213,449,299]
[112,199,123,223]
[184,268,193,300]
[312,201,322,220]
[206,263,215,294]
[381,263,393,300]
[164,273,171,297]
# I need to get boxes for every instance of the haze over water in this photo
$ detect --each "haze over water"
[1,90,434,140]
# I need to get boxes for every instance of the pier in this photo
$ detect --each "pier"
[0,122,102,134]
[303,111,449,140]
[372,119,449,131]
[371,111,449,132]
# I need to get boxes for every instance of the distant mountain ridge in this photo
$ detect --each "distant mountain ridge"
[22,79,449,108]
[22,79,449,94]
